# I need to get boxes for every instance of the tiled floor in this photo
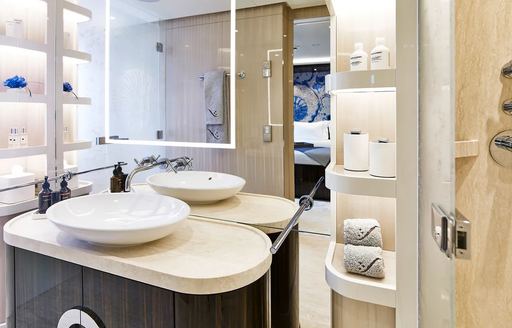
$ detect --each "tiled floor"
[297,200,331,328]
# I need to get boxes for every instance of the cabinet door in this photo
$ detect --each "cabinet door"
[14,249,82,328]
[82,268,175,328]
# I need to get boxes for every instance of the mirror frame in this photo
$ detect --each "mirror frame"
[104,0,236,149]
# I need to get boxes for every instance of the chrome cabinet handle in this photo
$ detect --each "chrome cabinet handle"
[503,99,512,115]
[502,60,512,78]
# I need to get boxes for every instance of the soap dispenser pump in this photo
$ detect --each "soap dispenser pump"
[38,176,52,214]
[60,177,71,201]
[110,164,123,193]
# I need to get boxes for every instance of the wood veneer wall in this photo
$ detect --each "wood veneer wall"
[455,0,512,327]
[165,4,294,199]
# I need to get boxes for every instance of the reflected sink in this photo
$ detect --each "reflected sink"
[147,171,246,204]
[46,193,190,246]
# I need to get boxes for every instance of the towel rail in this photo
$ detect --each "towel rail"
[198,71,246,80]
[270,176,325,254]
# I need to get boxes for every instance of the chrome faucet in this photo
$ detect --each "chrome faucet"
[125,155,193,192]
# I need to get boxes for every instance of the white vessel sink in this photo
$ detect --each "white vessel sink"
[147,171,246,204]
[46,193,190,246]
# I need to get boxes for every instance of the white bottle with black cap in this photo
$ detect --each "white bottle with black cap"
[369,138,396,178]
[344,130,369,171]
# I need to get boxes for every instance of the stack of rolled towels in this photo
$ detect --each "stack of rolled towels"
[343,218,385,279]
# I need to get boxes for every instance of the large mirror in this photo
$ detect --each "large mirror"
[105,0,236,148]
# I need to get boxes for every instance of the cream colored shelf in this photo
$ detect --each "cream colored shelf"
[63,140,91,152]
[63,1,92,23]
[455,140,479,158]
[0,145,48,160]
[0,35,48,53]
[325,241,396,308]
[325,163,396,198]
[63,49,91,64]
[326,69,396,93]
[0,92,47,104]
[0,180,92,217]
[63,96,91,106]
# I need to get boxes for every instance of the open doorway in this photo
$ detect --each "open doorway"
[292,12,332,328]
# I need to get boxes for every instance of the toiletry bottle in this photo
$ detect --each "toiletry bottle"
[110,164,123,193]
[51,189,61,206]
[117,162,128,192]
[370,37,391,70]
[11,128,20,148]
[38,176,52,214]
[19,127,28,147]
[350,43,368,71]
[60,177,71,201]
[8,128,15,148]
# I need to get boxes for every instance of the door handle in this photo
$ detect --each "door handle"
[431,204,471,259]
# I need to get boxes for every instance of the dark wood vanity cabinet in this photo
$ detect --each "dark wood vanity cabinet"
[6,247,269,328]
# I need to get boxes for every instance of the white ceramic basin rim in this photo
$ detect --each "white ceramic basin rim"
[46,193,190,246]
[146,171,246,204]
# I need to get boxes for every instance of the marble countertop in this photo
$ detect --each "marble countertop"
[131,185,298,234]
[4,212,272,295]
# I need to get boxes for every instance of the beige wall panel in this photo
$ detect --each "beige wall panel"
[331,292,395,328]
[455,0,512,327]
[165,4,292,198]
[292,5,329,20]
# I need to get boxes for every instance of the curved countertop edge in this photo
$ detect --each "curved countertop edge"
[3,214,273,295]
[127,184,299,234]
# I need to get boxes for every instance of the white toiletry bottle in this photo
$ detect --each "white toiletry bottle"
[350,43,368,71]
[8,128,15,148]
[19,127,28,147]
[12,128,20,148]
[370,37,391,70]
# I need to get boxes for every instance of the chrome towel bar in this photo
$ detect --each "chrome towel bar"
[270,176,325,254]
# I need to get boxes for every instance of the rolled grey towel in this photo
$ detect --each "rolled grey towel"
[344,218,382,247]
[344,244,385,279]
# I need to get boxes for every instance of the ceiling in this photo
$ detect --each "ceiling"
[115,0,326,22]
[293,17,330,65]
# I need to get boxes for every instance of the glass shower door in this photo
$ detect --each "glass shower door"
[419,0,456,326]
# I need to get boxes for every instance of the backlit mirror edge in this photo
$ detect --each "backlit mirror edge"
[104,0,237,150]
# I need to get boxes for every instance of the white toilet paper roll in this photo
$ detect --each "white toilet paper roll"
[369,140,396,178]
[344,131,369,171]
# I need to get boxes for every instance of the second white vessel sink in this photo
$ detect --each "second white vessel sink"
[147,171,246,204]
[46,193,190,246]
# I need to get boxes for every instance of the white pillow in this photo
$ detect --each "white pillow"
[294,121,330,142]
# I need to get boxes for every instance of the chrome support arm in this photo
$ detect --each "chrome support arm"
[270,176,325,255]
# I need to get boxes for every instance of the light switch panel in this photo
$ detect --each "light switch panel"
[262,60,272,78]
[263,125,272,142]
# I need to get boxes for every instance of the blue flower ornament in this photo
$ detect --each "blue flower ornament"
[3,75,31,96]
[63,82,78,99]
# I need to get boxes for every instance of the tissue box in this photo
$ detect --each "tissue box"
[0,172,35,204]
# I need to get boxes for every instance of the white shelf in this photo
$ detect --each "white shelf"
[63,1,92,23]
[0,180,92,217]
[325,241,396,308]
[326,69,396,93]
[0,145,48,160]
[325,163,396,198]
[63,96,91,106]
[0,92,47,104]
[0,35,48,53]
[63,49,91,64]
[63,140,91,152]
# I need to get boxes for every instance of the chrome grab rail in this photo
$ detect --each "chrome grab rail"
[270,176,325,255]
[0,162,127,193]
